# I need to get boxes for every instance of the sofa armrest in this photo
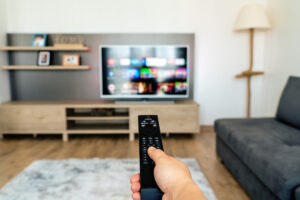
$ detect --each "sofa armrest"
[295,186,300,200]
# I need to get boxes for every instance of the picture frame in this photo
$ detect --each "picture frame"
[32,33,47,47]
[37,51,51,66]
[62,54,80,66]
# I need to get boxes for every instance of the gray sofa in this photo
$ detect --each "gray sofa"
[215,76,300,200]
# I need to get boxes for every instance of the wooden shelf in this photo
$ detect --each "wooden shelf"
[0,46,90,51]
[1,65,91,70]
[67,123,129,134]
[67,111,129,117]
[67,116,129,121]
[67,130,130,134]
[235,70,264,78]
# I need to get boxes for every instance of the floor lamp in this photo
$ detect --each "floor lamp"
[234,4,271,118]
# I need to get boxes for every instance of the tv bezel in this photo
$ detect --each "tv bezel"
[99,45,190,100]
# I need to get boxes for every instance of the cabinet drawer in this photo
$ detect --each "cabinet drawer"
[0,106,65,131]
[130,106,199,133]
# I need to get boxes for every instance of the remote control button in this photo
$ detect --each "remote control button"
[139,116,163,167]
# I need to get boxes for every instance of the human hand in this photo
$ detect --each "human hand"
[130,147,206,200]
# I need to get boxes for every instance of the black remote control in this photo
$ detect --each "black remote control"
[138,115,164,200]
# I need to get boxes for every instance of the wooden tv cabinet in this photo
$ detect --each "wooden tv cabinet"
[0,100,200,141]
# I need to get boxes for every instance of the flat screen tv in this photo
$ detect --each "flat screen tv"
[100,45,189,99]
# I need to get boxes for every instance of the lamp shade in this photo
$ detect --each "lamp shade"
[235,4,271,31]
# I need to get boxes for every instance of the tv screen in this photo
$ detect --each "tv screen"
[100,45,189,99]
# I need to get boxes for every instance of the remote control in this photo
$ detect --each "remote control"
[138,115,164,200]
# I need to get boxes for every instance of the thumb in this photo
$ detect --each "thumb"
[148,146,167,163]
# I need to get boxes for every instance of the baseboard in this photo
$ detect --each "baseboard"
[200,125,214,133]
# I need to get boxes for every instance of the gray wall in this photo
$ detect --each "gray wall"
[7,33,194,100]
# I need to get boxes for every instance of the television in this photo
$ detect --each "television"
[100,45,189,100]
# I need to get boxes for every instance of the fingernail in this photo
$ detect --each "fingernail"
[148,146,156,151]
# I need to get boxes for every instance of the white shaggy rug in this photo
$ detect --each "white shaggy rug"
[0,158,217,200]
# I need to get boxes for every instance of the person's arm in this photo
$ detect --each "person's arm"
[130,147,207,200]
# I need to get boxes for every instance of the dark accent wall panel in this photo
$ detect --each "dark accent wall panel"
[7,33,194,100]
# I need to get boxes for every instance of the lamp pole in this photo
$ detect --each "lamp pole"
[235,28,264,118]
[247,28,254,118]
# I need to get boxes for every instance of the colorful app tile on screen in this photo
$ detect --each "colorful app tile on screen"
[175,82,187,93]
[107,58,115,66]
[138,82,154,94]
[140,68,157,78]
[120,58,130,66]
[140,68,150,78]
[141,58,146,66]
[150,68,158,78]
[175,58,185,66]
[175,68,187,79]
[157,70,175,81]
[108,71,114,78]
[126,68,140,79]
[157,83,174,95]
[121,82,138,94]
[130,58,141,66]
[146,58,167,67]
[108,83,116,93]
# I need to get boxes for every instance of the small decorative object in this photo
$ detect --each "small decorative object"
[54,34,84,48]
[37,51,51,66]
[234,4,271,118]
[62,54,80,66]
[32,33,47,47]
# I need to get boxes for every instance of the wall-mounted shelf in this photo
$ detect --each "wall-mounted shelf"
[1,65,91,70]
[0,46,90,51]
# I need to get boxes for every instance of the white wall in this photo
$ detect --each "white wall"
[0,0,10,103]
[263,0,300,116]
[5,0,269,124]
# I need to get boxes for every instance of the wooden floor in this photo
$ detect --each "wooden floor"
[0,132,250,200]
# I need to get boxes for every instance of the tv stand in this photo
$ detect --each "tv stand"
[0,100,199,141]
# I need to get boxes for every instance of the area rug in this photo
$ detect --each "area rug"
[0,158,217,200]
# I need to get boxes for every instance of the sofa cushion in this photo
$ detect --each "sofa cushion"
[276,76,300,129]
[215,118,300,200]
